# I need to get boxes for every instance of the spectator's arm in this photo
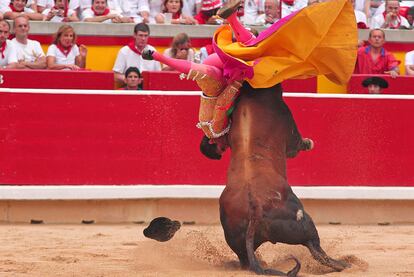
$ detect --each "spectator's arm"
[364,0,371,19]
[83,13,118,22]
[23,56,47,69]
[405,65,414,76]
[47,55,75,70]
[25,11,45,21]
[67,11,80,22]
[114,71,125,85]
[75,45,87,68]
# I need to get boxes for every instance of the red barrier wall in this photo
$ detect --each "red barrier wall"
[348,74,414,94]
[0,69,114,90]
[0,91,413,186]
[142,71,317,92]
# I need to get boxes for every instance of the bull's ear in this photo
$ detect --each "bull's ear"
[200,136,222,160]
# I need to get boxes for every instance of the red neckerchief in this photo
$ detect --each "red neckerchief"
[172,12,181,19]
[282,0,294,6]
[92,7,110,16]
[9,3,23,12]
[0,41,6,59]
[382,11,401,29]
[63,0,68,17]
[127,42,141,55]
[56,43,73,57]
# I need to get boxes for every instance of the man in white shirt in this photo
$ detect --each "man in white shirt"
[1,0,44,20]
[0,20,17,68]
[405,50,414,76]
[8,15,46,69]
[42,0,79,22]
[255,0,279,26]
[82,0,133,23]
[371,0,410,29]
[120,0,150,23]
[113,23,161,86]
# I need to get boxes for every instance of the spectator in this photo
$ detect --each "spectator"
[242,0,264,25]
[350,0,368,28]
[120,66,143,90]
[405,50,414,76]
[120,0,150,23]
[1,0,44,20]
[362,76,388,94]
[37,0,90,14]
[354,0,371,21]
[0,20,17,68]
[255,0,279,26]
[198,43,214,63]
[194,0,222,24]
[82,0,133,23]
[46,25,87,70]
[354,29,400,78]
[9,15,46,69]
[43,0,79,22]
[281,0,307,18]
[155,0,197,24]
[148,0,163,22]
[182,0,201,17]
[162,33,195,71]
[370,0,410,29]
[407,6,414,28]
[113,23,161,86]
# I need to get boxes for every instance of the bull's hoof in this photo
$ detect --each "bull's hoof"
[143,217,181,242]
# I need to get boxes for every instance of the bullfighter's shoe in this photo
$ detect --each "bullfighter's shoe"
[217,0,242,19]
[141,47,154,60]
[302,138,314,151]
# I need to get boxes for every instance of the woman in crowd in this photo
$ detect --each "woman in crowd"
[155,0,197,24]
[120,67,143,90]
[46,25,87,70]
[162,33,195,71]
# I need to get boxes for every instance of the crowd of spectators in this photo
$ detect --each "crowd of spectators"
[1,0,414,93]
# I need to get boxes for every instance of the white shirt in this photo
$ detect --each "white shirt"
[243,0,264,24]
[281,0,307,18]
[182,0,201,16]
[405,50,414,66]
[148,0,163,22]
[0,40,17,66]
[0,5,35,13]
[46,44,80,65]
[113,44,161,74]
[0,0,35,9]
[37,0,79,10]
[370,13,410,29]
[355,9,367,26]
[10,38,45,63]
[120,0,149,22]
[255,13,278,26]
[42,8,77,22]
[81,8,122,23]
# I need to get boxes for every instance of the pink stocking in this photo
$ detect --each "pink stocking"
[151,52,223,81]
[226,13,255,44]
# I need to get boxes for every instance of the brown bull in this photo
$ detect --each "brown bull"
[205,82,349,276]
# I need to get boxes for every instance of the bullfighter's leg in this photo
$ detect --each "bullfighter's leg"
[218,0,256,44]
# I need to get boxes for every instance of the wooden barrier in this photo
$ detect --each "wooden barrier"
[0,69,114,90]
[142,71,317,92]
[1,90,413,187]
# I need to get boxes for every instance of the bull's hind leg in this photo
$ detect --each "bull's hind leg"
[305,238,350,271]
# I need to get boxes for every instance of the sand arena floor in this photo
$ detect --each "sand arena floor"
[0,223,412,277]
